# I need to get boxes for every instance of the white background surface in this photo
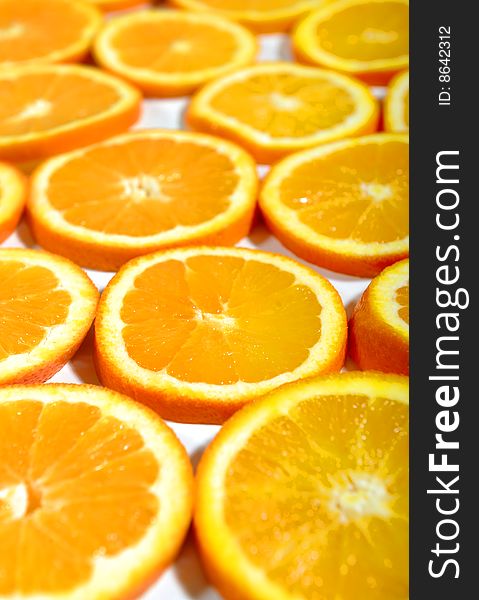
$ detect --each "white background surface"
[2,25,375,600]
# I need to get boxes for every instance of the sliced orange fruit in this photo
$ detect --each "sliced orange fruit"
[349,259,409,374]
[195,371,409,600]
[0,0,102,68]
[0,248,98,384]
[94,10,257,97]
[293,0,409,85]
[170,0,326,33]
[0,161,27,243]
[28,130,258,271]
[260,133,409,277]
[384,70,409,132]
[94,247,347,424]
[187,62,379,163]
[0,64,141,164]
[0,383,193,599]
[89,0,150,11]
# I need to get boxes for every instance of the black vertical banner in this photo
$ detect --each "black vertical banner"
[410,1,476,598]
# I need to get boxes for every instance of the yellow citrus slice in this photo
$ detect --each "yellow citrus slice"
[0,248,99,384]
[196,371,409,600]
[94,10,257,97]
[170,0,328,34]
[349,259,409,374]
[0,64,141,164]
[28,130,258,271]
[260,133,409,277]
[0,0,102,68]
[187,62,379,163]
[293,0,409,85]
[384,70,409,132]
[94,246,347,424]
[0,161,27,243]
[0,383,193,599]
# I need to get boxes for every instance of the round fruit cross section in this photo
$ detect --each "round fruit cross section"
[260,133,409,277]
[195,371,408,600]
[0,248,98,385]
[94,247,347,423]
[28,131,258,271]
[0,384,193,599]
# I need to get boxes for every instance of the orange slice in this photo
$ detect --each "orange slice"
[187,62,379,163]
[0,248,98,384]
[94,10,257,97]
[0,64,141,164]
[260,133,409,277]
[170,0,326,33]
[384,70,409,132]
[94,247,347,424]
[89,0,150,10]
[0,0,102,68]
[195,371,409,600]
[0,383,193,599]
[349,259,409,374]
[28,130,258,271]
[0,161,27,243]
[293,0,409,85]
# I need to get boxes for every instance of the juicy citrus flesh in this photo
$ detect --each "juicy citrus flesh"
[0,71,121,138]
[101,14,251,74]
[395,284,409,324]
[0,385,193,598]
[43,137,243,236]
[0,162,26,243]
[310,1,408,62]
[121,255,324,384]
[372,258,409,333]
[210,72,357,138]
[196,373,408,600]
[270,136,408,244]
[0,260,71,360]
[0,0,101,66]
[385,71,409,132]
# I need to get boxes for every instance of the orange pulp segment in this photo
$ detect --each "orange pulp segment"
[195,371,409,600]
[94,247,347,423]
[28,130,258,271]
[0,384,193,599]
[293,0,409,85]
[0,0,102,67]
[93,10,257,97]
[187,62,379,163]
[0,64,141,163]
[260,133,409,277]
[0,248,98,384]
[170,0,329,33]
[0,161,27,243]
[384,70,409,132]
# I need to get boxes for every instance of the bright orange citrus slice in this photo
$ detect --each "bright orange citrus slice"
[94,247,347,424]
[196,371,409,600]
[89,0,150,10]
[0,383,193,599]
[0,64,141,164]
[0,161,27,243]
[349,259,409,374]
[187,62,379,163]
[384,70,409,132]
[170,0,327,33]
[0,248,99,384]
[94,10,257,97]
[293,0,409,85]
[0,0,102,68]
[260,133,409,277]
[28,130,258,271]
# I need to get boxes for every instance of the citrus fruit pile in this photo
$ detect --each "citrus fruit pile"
[0,0,409,598]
